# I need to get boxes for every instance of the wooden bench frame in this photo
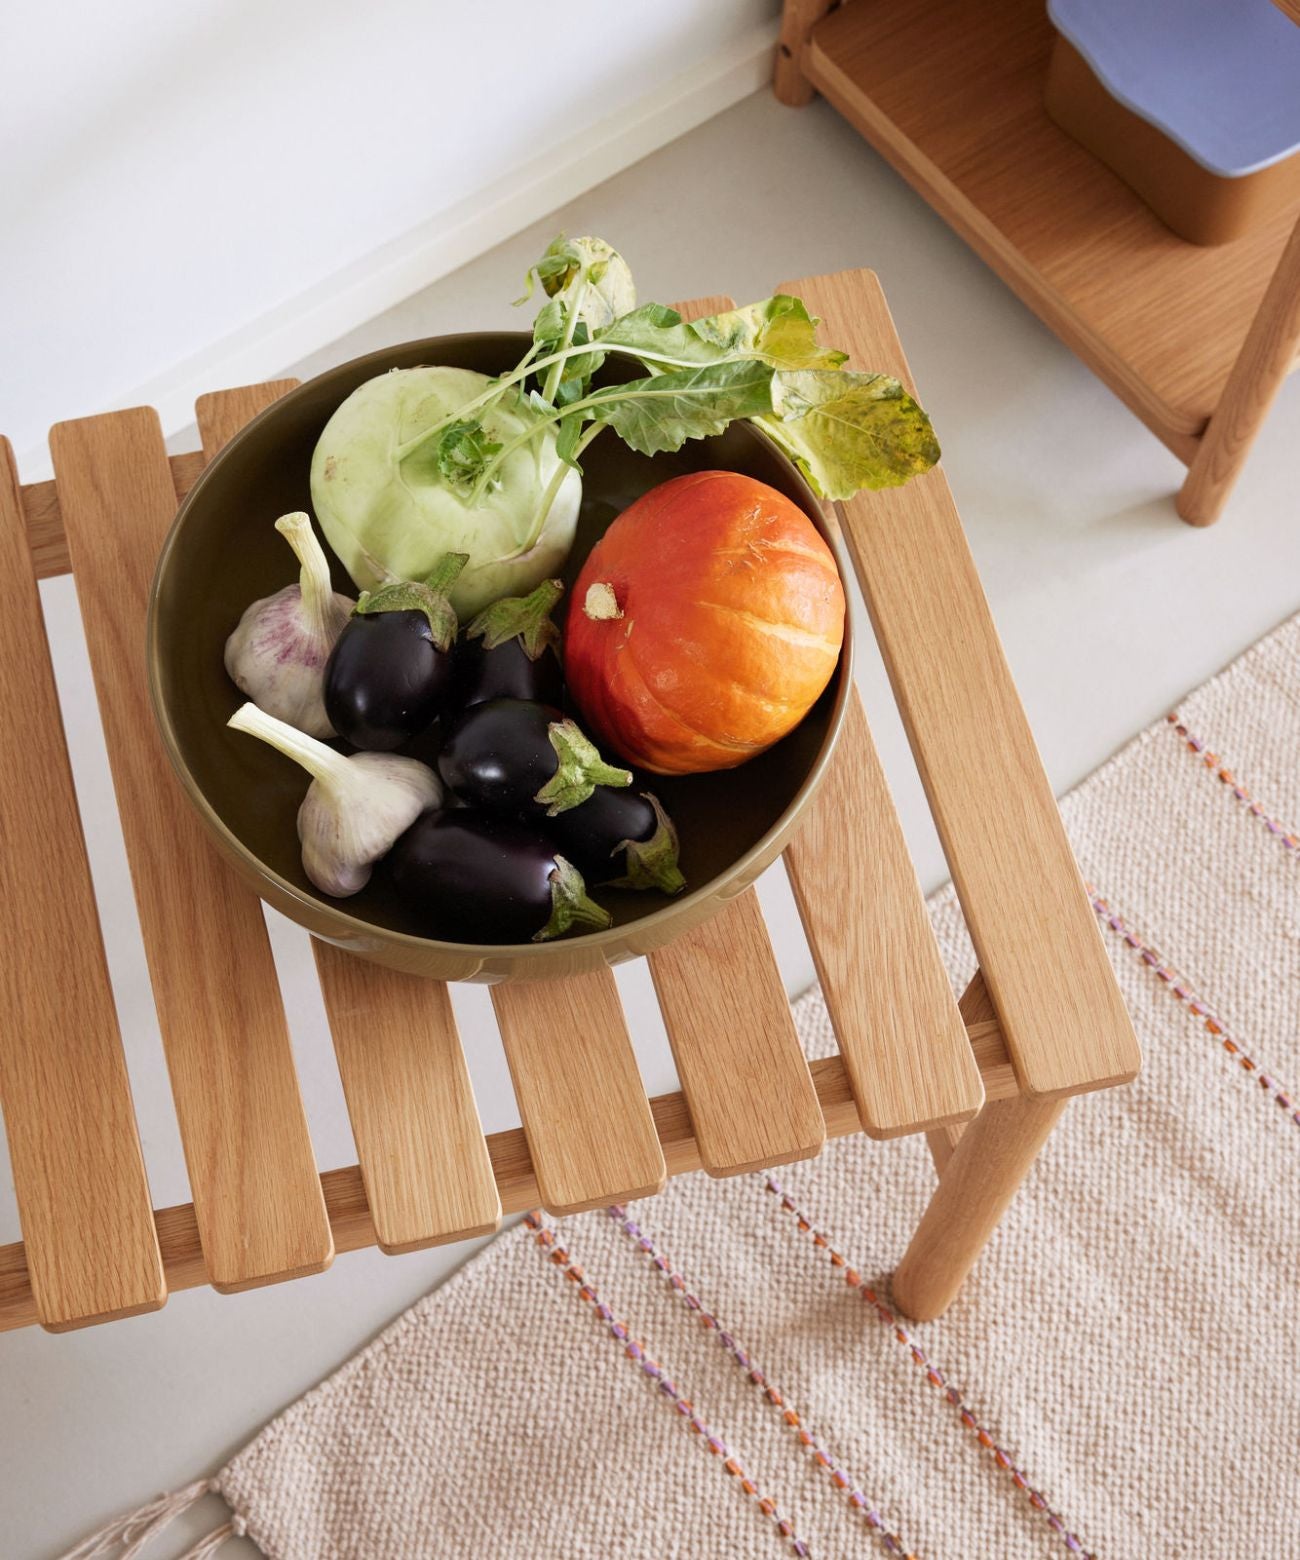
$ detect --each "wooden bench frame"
[0,269,1139,1336]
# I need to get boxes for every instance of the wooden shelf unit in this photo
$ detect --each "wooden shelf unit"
[776,0,1300,524]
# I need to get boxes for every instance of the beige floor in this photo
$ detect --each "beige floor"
[5,87,1298,1559]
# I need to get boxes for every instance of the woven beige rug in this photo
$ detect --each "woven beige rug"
[70,615,1300,1559]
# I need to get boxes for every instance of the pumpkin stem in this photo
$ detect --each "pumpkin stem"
[583,582,623,621]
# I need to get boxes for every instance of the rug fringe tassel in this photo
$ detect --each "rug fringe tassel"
[54,1479,221,1559]
[175,1521,236,1559]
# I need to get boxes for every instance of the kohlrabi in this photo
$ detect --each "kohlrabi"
[311,366,582,619]
[310,234,941,621]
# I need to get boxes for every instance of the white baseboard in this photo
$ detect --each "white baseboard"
[20,19,777,480]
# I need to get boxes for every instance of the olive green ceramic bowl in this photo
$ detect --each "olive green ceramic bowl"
[148,332,852,982]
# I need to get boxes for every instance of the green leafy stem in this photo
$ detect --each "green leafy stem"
[393,235,942,552]
[392,331,756,464]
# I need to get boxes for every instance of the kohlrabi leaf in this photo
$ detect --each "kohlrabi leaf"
[432,420,503,491]
[550,374,590,411]
[555,414,588,469]
[514,244,572,306]
[530,302,604,407]
[534,237,587,295]
[532,298,566,353]
[764,370,940,498]
[521,235,636,333]
[597,303,713,366]
[585,360,776,456]
[553,324,605,404]
[691,295,848,372]
[597,295,847,376]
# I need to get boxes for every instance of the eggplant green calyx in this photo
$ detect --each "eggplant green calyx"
[465,578,564,660]
[535,718,632,815]
[535,855,612,941]
[354,551,469,649]
[609,793,686,896]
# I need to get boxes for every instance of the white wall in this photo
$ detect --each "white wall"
[1,0,778,472]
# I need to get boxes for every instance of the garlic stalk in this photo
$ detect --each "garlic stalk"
[228,701,440,897]
[224,512,355,738]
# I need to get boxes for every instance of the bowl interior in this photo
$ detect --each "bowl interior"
[151,332,848,948]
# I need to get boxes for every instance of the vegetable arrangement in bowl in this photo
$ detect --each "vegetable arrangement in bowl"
[194,235,940,954]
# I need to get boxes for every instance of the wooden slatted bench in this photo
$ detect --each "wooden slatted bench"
[0,269,1140,1336]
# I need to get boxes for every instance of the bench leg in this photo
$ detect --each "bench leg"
[774,0,835,105]
[893,1092,1067,1321]
[924,1123,965,1176]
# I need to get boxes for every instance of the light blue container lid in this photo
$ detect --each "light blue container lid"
[1048,0,1300,176]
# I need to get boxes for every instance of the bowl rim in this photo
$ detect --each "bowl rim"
[146,329,855,963]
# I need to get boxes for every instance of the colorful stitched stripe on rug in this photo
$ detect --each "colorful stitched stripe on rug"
[524,1211,811,1557]
[1165,713,1300,855]
[1089,887,1300,1132]
[605,1204,918,1559]
[763,1178,1099,1560]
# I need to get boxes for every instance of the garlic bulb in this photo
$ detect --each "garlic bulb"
[227,702,440,897]
[224,512,355,738]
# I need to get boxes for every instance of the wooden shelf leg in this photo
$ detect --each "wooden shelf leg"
[1176,213,1300,527]
[893,1092,1067,1321]
[774,0,836,106]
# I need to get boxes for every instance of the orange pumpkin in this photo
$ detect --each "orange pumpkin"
[564,471,845,774]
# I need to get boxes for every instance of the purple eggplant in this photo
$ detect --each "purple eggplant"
[438,698,631,817]
[450,578,565,713]
[387,809,610,943]
[549,787,685,894]
[324,553,466,751]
